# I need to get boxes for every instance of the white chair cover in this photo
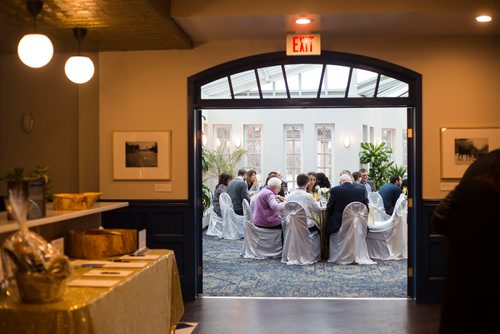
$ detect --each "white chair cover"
[368,192,391,226]
[240,199,282,259]
[281,202,321,265]
[219,192,244,239]
[366,194,408,260]
[328,202,376,265]
[206,205,223,238]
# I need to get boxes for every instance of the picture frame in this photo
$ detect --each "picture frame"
[440,127,500,179]
[113,131,172,180]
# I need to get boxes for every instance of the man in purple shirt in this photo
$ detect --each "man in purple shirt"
[253,177,286,229]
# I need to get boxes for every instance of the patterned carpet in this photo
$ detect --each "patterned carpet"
[202,231,407,298]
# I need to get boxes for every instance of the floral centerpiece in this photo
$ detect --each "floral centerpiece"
[317,187,330,206]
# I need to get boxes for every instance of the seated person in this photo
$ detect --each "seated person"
[253,177,286,229]
[378,174,403,215]
[227,168,249,216]
[287,173,321,231]
[213,173,232,217]
[316,172,331,189]
[306,172,318,193]
[326,174,369,236]
[245,169,259,197]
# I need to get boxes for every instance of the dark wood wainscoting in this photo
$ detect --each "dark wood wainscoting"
[101,200,195,301]
[418,200,445,303]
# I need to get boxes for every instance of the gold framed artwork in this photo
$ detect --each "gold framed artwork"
[113,131,172,180]
[440,127,500,179]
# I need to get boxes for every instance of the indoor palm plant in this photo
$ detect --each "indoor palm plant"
[359,142,394,190]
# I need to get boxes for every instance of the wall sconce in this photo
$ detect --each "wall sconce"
[343,135,351,148]
[234,136,241,148]
[65,28,95,84]
[17,0,54,68]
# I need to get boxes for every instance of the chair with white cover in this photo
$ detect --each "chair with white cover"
[240,199,282,259]
[366,194,408,260]
[368,192,391,226]
[206,204,223,238]
[328,201,376,265]
[219,192,244,239]
[281,201,321,265]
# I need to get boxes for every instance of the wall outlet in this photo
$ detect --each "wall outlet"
[154,183,171,192]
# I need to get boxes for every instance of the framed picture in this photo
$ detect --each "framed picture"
[440,127,500,179]
[113,131,172,180]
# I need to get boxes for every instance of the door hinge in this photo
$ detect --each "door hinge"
[408,198,413,208]
[408,267,413,278]
[407,128,413,138]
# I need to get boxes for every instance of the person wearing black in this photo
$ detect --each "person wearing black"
[378,174,403,215]
[316,172,331,189]
[432,149,500,334]
[326,174,368,237]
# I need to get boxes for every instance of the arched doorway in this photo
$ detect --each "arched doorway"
[188,50,422,299]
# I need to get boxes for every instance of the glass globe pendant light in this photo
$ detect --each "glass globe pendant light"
[17,0,54,68]
[65,28,95,84]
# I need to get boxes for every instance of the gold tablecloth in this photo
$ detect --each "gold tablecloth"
[0,249,184,334]
[318,209,329,259]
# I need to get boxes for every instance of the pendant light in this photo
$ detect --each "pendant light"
[65,28,95,84]
[17,0,54,68]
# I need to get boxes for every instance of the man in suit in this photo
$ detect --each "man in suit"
[432,149,500,333]
[359,168,376,192]
[326,174,369,236]
[378,174,403,215]
[227,168,249,216]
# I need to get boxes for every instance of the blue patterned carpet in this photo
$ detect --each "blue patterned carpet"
[202,231,407,298]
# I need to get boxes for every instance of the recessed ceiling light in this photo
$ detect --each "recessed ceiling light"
[476,15,492,23]
[295,17,312,25]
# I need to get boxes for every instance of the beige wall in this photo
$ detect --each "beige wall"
[2,35,498,200]
[99,36,500,200]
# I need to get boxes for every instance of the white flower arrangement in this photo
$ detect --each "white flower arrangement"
[318,187,330,195]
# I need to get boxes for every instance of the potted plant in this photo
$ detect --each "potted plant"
[359,142,394,190]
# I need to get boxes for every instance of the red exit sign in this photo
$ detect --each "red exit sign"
[286,34,321,56]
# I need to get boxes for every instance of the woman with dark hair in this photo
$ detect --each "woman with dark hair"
[316,172,331,189]
[245,169,259,194]
[213,173,232,217]
[306,172,318,194]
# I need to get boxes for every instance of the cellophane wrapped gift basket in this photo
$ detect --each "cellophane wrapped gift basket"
[1,189,72,303]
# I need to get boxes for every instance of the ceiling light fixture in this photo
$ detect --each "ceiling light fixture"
[475,15,492,23]
[65,28,95,84]
[295,17,312,25]
[17,0,54,68]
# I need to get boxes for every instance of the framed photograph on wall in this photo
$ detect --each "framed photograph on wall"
[113,131,172,180]
[440,127,500,179]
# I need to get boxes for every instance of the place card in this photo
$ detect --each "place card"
[83,269,133,277]
[67,279,120,287]
[71,260,149,268]
[119,254,161,260]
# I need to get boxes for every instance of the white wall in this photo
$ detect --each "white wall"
[203,107,406,186]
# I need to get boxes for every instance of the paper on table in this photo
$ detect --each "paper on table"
[67,279,120,287]
[83,269,133,277]
[71,260,149,268]
[119,254,161,260]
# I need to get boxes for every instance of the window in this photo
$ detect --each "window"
[402,129,408,167]
[382,128,396,160]
[244,125,262,173]
[213,125,232,158]
[284,125,303,189]
[315,124,334,181]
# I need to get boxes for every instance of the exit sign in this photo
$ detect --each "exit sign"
[286,34,321,56]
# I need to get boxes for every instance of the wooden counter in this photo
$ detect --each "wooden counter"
[0,202,129,245]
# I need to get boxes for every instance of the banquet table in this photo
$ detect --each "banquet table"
[0,249,184,334]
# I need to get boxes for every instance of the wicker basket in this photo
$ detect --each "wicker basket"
[52,192,102,210]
